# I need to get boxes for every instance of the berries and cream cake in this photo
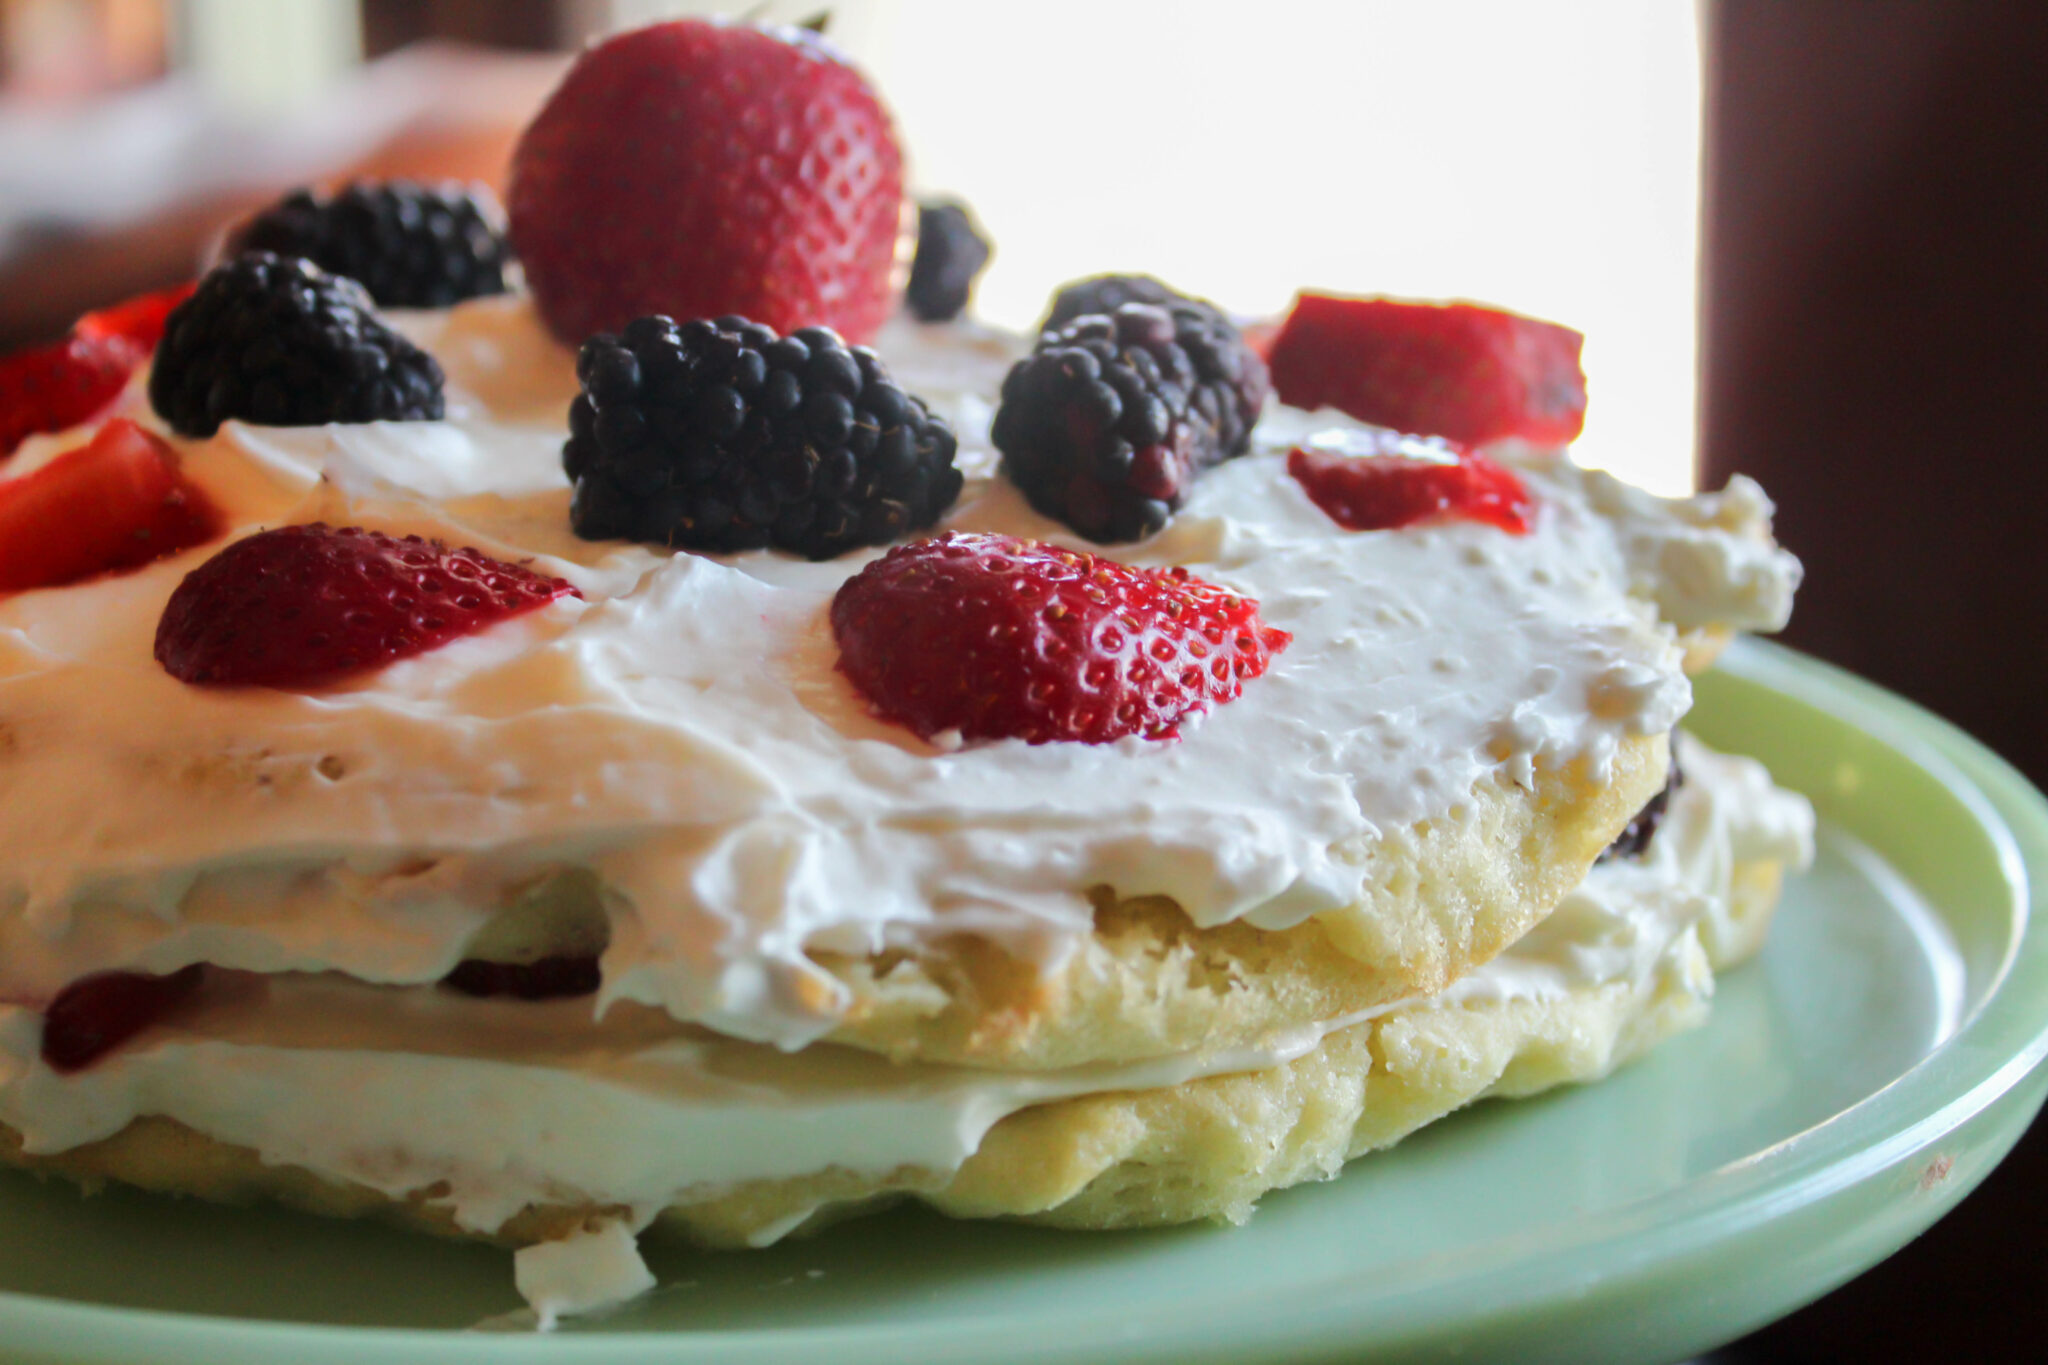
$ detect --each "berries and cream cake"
[0,18,1810,1325]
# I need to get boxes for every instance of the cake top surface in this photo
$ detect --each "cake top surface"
[0,296,1799,1048]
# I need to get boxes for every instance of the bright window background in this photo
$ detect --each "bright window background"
[848,0,1703,493]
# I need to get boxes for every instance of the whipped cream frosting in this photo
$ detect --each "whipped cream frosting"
[0,297,1797,1049]
[0,734,1813,1315]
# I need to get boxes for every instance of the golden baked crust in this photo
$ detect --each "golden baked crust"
[814,729,1671,1070]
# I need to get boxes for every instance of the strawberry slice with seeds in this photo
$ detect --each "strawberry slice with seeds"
[0,333,137,459]
[1268,293,1587,446]
[155,523,582,688]
[1288,429,1532,534]
[0,419,222,592]
[831,532,1290,746]
[0,282,198,459]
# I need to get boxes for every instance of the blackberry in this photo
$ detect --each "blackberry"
[565,315,963,559]
[148,253,445,438]
[905,200,992,322]
[1039,273,1223,334]
[991,300,1269,542]
[234,181,513,309]
[1599,740,1685,863]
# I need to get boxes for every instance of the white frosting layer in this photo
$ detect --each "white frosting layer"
[0,298,1797,1049]
[0,736,1813,1263]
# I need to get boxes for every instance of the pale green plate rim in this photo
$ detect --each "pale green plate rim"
[2,638,2044,1364]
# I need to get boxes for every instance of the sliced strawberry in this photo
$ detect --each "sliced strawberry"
[0,282,197,459]
[75,279,198,352]
[0,419,222,592]
[41,966,206,1073]
[509,19,905,345]
[831,532,1289,746]
[155,523,582,689]
[1287,429,1532,534]
[0,333,136,459]
[1268,293,1587,446]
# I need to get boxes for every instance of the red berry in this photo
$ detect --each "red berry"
[831,532,1290,746]
[0,333,136,459]
[0,282,198,459]
[75,279,198,352]
[155,523,581,689]
[508,20,904,347]
[1267,293,1587,446]
[0,419,222,593]
[41,966,206,1073]
[1287,430,1532,535]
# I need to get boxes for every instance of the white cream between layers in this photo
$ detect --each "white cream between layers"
[0,299,1796,1048]
[0,739,1812,1276]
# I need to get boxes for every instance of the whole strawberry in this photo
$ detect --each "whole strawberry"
[831,532,1290,746]
[509,20,904,347]
[155,523,580,688]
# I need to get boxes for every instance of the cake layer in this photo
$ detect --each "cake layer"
[0,301,1803,1067]
[0,739,1814,1270]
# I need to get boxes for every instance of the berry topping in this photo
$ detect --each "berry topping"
[0,281,194,459]
[1287,429,1531,534]
[41,966,205,1074]
[74,280,199,353]
[905,200,992,322]
[233,181,513,309]
[0,419,222,593]
[565,314,961,559]
[509,19,904,346]
[1267,293,1587,446]
[991,300,1269,542]
[148,253,445,438]
[0,334,136,461]
[154,523,579,689]
[443,955,601,1001]
[1039,274,1219,334]
[831,532,1290,746]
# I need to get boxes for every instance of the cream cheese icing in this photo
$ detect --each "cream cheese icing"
[0,298,1795,1051]
[0,733,1813,1320]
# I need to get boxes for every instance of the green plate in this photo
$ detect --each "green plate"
[2,640,2045,1364]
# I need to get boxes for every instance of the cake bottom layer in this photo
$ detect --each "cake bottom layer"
[0,741,1811,1321]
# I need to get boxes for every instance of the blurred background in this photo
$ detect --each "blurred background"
[1,1,2042,1361]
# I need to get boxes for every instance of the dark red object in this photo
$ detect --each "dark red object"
[0,333,137,459]
[831,531,1290,746]
[40,966,206,1073]
[75,280,198,353]
[154,523,581,688]
[1268,293,1587,446]
[508,19,904,346]
[442,955,602,1001]
[0,419,223,592]
[1286,430,1531,535]
[0,281,198,459]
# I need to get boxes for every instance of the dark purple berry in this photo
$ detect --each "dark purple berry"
[567,316,962,559]
[992,286,1268,543]
[150,253,444,437]
[233,180,512,309]
[906,200,993,322]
